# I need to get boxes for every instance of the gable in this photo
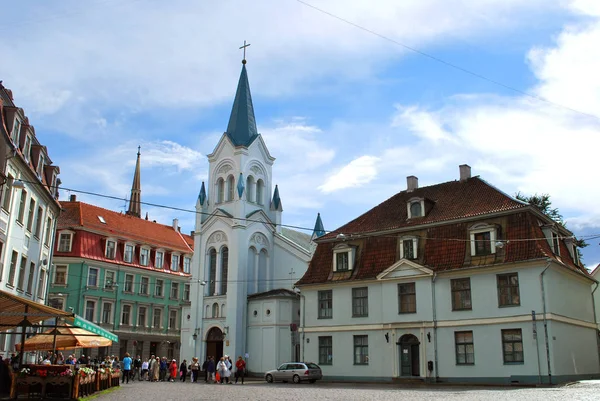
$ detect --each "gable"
[377,259,433,281]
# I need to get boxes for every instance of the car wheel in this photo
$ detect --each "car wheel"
[293,374,301,384]
[309,379,316,383]
[266,374,273,383]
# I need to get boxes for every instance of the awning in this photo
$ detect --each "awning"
[69,315,118,343]
[0,290,74,332]
[16,323,113,351]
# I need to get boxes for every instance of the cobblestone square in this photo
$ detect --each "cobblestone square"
[92,379,600,401]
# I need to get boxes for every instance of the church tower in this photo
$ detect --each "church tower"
[126,147,142,218]
[182,53,313,371]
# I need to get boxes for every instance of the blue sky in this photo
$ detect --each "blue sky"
[1,0,599,269]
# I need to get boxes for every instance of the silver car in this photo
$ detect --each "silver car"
[265,362,323,384]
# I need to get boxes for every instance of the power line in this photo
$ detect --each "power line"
[295,0,600,122]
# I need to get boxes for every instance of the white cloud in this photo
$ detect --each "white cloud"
[319,155,380,193]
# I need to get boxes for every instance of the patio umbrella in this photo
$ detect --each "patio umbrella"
[16,324,112,352]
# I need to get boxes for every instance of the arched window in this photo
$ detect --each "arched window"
[258,249,268,293]
[217,178,225,204]
[227,175,235,201]
[246,176,255,202]
[208,248,217,295]
[205,305,210,317]
[410,202,422,217]
[212,303,219,318]
[221,304,226,318]
[247,247,257,295]
[220,247,229,295]
[256,179,264,205]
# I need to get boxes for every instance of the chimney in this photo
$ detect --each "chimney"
[69,194,77,202]
[407,176,418,192]
[459,164,471,182]
[191,230,195,236]
[173,218,179,231]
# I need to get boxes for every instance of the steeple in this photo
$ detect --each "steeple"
[312,213,325,240]
[225,62,258,147]
[126,146,142,218]
[271,184,282,211]
[198,181,207,206]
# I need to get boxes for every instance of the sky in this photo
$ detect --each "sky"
[1,0,599,269]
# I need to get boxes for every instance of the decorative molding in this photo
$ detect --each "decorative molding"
[207,231,228,244]
[250,165,263,176]
[250,232,269,248]
[217,164,233,175]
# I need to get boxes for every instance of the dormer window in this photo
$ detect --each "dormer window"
[407,198,425,219]
[23,135,31,162]
[333,244,355,272]
[541,226,561,256]
[469,224,497,256]
[105,239,116,259]
[140,247,150,266]
[565,238,579,265]
[58,231,74,252]
[171,253,180,271]
[400,237,418,260]
[11,118,21,144]
[183,256,191,274]
[551,232,560,255]
[155,250,164,269]
[37,154,45,178]
[124,243,134,263]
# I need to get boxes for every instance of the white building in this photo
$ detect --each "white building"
[180,60,315,373]
[296,168,599,384]
[0,82,62,356]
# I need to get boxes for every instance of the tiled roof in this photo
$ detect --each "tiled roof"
[320,177,526,239]
[58,201,193,253]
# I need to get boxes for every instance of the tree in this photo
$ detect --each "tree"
[515,192,588,260]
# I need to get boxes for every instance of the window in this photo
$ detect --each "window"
[87,267,99,287]
[502,329,524,363]
[140,277,149,295]
[11,118,21,143]
[353,335,369,365]
[1,175,13,211]
[37,154,45,177]
[409,201,422,218]
[455,331,474,365]
[49,298,64,311]
[571,243,579,265]
[85,300,96,322]
[26,262,35,294]
[208,248,217,295]
[226,175,235,201]
[155,279,164,297]
[171,254,179,271]
[336,252,349,271]
[256,179,264,205]
[169,310,178,329]
[216,178,225,203]
[183,257,191,274]
[37,269,46,299]
[124,244,134,263]
[17,189,27,224]
[124,274,134,293]
[54,265,67,285]
[451,278,472,311]
[153,308,162,328]
[26,198,35,231]
[352,287,369,317]
[318,336,333,365]
[212,303,219,318]
[17,256,27,291]
[497,273,520,307]
[121,304,131,325]
[398,282,416,313]
[8,251,18,286]
[104,271,115,289]
[102,303,112,324]
[58,233,72,252]
[23,135,31,162]
[551,232,560,255]
[401,238,418,259]
[473,232,491,255]
[44,217,52,246]
[34,206,43,237]
[140,248,150,266]
[138,307,147,327]
[469,225,497,256]
[221,247,228,294]
[183,284,190,301]
[246,176,254,202]
[155,251,164,269]
[105,240,116,259]
[170,282,179,299]
[318,290,332,319]
[332,245,355,272]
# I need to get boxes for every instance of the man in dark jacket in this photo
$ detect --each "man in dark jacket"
[159,357,168,381]
[133,355,142,381]
[206,357,216,383]
[202,357,209,382]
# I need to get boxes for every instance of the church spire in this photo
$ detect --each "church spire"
[312,213,325,240]
[271,184,282,211]
[225,61,258,147]
[126,146,142,218]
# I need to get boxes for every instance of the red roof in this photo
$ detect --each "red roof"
[298,178,588,285]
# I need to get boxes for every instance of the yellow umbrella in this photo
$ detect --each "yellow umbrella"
[16,324,112,352]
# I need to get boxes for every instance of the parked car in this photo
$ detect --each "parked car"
[264,362,323,384]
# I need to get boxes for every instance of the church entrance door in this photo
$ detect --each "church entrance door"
[398,334,420,377]
[206,327,224,361]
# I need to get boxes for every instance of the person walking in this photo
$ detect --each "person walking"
[133,355,142,381]
[206,357,216,383]
[216,357,228,384]
[159,357,168,381]
[141,359,149,381]
[224,355,232,384]
[152,357,160,382]
[122,353,132,384]
[179,359,188,382]
[235,356,246,384]
[189,357,199,383]
[169,359,177,382]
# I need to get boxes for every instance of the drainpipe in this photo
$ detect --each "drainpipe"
[591,282,600,372]
[431,272,439,382]
[76,262,84,315]
[295,288,306,362]
[540,259,552,385]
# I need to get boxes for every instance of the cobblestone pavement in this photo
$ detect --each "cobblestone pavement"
[93,379,600,401]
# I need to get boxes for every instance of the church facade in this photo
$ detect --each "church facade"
[180,61,314,373]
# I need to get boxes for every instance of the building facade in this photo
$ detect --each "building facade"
[180,61,314,373]
[48,151,193,360]
[0,82,62,356]
[296,166,599,384]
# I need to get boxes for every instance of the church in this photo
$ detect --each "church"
[179,56,319,373]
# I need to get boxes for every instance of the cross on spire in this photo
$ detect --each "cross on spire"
[240,40,251,64]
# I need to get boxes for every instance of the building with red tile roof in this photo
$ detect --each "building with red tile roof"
[296,165,598,385]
